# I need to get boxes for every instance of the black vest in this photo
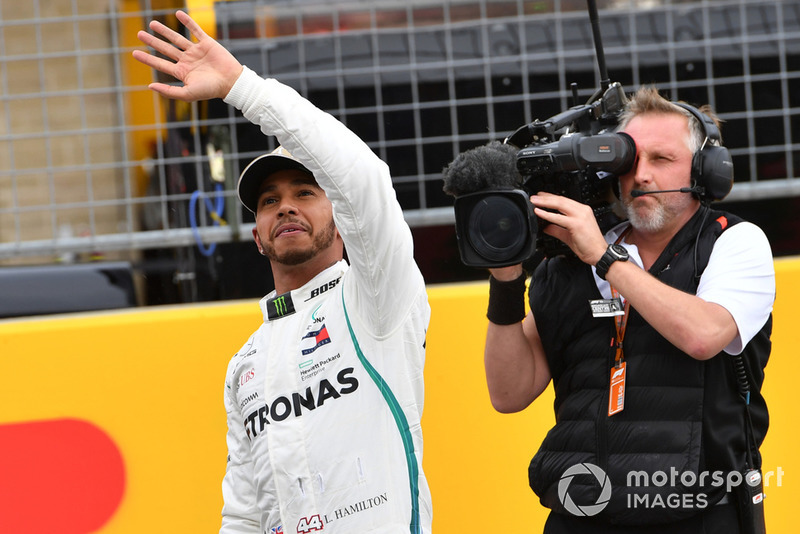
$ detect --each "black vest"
[528,206,771,525]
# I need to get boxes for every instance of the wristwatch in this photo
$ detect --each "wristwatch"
[595,244,629,280]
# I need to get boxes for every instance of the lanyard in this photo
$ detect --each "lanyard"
[610,286,630,368]
[607,227,631,416]
[609,224,632,366]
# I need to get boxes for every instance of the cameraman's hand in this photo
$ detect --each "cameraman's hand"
[530,192,607,265]
[133,10,243,102]
[488,265,524,281]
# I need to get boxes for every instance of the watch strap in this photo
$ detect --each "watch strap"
[596,244,626,280]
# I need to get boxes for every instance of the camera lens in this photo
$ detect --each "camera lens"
[467,196,528,262]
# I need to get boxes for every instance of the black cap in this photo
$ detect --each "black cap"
[237,146,313,213]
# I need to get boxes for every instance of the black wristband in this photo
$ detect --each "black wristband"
[487,271,528,325]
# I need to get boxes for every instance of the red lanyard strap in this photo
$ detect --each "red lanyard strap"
[609,226,632,367]
[610,286,629,367]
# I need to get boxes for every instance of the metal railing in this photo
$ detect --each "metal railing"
[1,0,798,262]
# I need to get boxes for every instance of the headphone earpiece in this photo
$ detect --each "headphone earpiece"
[673,102,733,202]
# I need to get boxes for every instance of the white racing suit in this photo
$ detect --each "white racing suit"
[220,67,432,534]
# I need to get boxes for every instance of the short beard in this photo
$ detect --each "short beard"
[623,192,694,232]
[260,218,338,266]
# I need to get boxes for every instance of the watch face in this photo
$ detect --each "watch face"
[609,244,629,260]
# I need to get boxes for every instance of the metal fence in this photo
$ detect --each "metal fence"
[1,0,799,263]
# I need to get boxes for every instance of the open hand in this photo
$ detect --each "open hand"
[132,10,243,102]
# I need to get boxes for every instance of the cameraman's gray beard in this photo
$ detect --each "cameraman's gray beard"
[623,193,694,233]
[625,201,667,232]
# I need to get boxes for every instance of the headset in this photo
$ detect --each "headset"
[673,102,734,203]
[613,101,734,203]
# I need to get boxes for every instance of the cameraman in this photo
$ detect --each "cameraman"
[483,87,774,533]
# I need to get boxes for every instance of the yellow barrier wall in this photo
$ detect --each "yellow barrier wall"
[0,258,797,532]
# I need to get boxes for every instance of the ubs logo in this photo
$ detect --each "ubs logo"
[239,368,255,388]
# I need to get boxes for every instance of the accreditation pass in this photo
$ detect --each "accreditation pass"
[608,362,626,416]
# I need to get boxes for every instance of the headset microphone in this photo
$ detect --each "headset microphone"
[630,187,702,198]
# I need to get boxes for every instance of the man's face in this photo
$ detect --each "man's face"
[251,169,339,266]
[619,112,698,232]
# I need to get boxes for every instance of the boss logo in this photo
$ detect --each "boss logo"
[306,277,341,301]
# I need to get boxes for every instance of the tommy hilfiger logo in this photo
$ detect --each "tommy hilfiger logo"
[301,324,331,355]
[267,292,296,320]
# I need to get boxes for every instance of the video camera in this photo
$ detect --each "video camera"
[448,82,635,267]
[445,1,638,268]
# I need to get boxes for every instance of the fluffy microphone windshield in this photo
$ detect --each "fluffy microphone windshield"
[442,140,522,197]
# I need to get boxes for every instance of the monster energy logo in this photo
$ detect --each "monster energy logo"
[267,292,296,320]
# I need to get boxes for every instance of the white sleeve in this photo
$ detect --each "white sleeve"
[220,359,261,534]
[696,222,775,355]
[224,67,424,337]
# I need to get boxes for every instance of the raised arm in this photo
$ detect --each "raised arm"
[134,11,423,335]
[224,70,420,336]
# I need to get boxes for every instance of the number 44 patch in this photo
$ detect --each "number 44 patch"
[297,515,324,533]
